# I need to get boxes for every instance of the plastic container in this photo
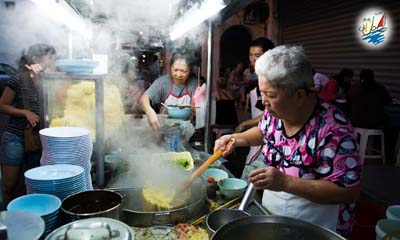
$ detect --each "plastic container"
[375,219,400,240]
[159,124,182,152]
[387,205,400,221]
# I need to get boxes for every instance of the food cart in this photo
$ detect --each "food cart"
[38,72,106,187]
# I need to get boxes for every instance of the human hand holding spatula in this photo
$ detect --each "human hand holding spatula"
[177,138,236,192]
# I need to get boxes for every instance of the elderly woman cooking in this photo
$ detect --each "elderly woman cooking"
[214,45,361,237]
[140,49,197,130]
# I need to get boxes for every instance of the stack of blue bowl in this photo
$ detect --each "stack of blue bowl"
[55,59,98,74]
[7,194,61,236]
[24,164,87,200]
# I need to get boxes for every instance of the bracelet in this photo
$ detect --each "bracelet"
[230,134,237,147]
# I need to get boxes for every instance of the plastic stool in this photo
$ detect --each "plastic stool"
[355,127,385,165]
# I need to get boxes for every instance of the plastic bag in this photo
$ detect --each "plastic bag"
[192,83,207,129]
[24,125,41,153]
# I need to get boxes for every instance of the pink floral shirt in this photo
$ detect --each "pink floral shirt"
[258,100,361,237]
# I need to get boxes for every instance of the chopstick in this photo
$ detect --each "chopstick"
[228,203,240,209]
[190,195,242,226]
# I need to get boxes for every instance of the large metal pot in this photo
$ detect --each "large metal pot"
[205,209,250,235]
[45,217,133,240]
[211,216,346,240]
[114,180,206,227]
[61,190,123,223]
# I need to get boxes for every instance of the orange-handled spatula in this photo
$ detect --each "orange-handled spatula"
[184,138,236,189]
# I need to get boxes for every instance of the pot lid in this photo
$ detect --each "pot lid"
[45,217,133,240]
[0,211,45,240]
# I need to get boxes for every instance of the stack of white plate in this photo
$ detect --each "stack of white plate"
[24,164,87,200]
[39,127,93,190]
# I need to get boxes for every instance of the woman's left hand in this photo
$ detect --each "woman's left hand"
[248,166,289,191]
[25,64,43,78]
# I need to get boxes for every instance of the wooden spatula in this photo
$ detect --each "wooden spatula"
[182,138,236,190]
[172,138,235,206]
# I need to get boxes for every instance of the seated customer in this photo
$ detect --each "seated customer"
[213,77,235,101]
[334,68,354,116]
[348,69,392,129]
[212,77,238,126]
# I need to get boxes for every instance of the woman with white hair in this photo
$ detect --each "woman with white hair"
[214,45,361,237]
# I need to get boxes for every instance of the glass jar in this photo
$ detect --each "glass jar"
[206,177,217,200]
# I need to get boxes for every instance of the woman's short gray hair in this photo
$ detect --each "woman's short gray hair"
[255,45,313,95]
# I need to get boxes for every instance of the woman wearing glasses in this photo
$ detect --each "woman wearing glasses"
[214,45,361,238]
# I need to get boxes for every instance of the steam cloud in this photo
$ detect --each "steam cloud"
[106,117,191,190]
[1,0,207,191]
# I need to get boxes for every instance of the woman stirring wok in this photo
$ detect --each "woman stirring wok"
[140,49,197,130]
[214,45,361,238]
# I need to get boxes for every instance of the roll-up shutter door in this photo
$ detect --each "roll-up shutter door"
[279,0,400,99]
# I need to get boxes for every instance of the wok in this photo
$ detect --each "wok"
[211,215,346,240]
[113,179,206,227]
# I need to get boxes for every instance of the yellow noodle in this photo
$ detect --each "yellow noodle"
[50,81,126,139]
[142,186,190,211]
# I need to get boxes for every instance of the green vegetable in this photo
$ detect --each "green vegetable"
[170,158,190,169]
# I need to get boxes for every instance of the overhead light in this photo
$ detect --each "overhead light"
[169,0,227,41]
[30,0,92,40]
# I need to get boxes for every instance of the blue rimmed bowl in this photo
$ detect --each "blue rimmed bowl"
[167,106,192,120]
[217,178,248,199]
[202,168,229,182]
[7,193,61,216]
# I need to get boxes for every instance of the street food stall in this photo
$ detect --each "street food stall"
[0,1,349,240]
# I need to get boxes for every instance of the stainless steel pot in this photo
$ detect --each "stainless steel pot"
[61,190,123,223]
[205,182,255,235]
[45,217,133,240]
[205,209,250,235]
[114,180,206,227]
[211,215,346,240]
